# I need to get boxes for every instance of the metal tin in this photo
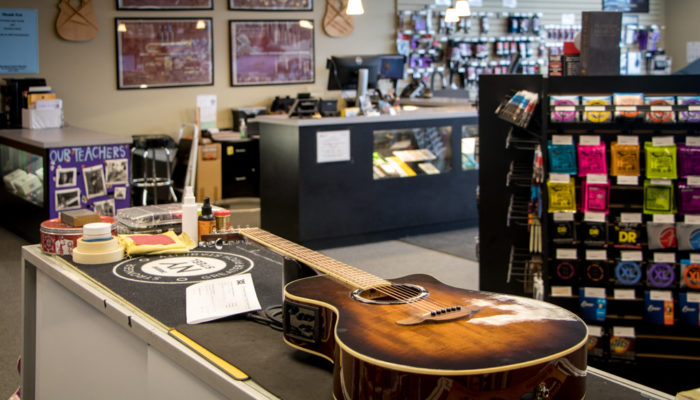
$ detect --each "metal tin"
[40,215,117,255]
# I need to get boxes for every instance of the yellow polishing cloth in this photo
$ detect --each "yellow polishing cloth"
[118,231,197,256]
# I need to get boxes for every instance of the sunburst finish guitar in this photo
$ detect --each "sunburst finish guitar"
[232,228,588,399]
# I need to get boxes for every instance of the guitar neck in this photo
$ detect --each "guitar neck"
[239,228,388,290]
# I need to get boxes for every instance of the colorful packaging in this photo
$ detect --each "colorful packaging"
[610,141,640,176]
[677,143,700,178]
[643,291,674,325]
[678,180,700,215]
[550,95,579,123]
[552,216,576,244]
[644,142,677,179]
[581,178,610,214]
[646,222,677,250]
[554,260,577,282]
[615,261,642,286]
[583,220,607,247]
[680,259,700,289]
[547,177,577,212]
[643,179,675,214]
[582,96,612,123]
[579,288,607,321]
[613,92,644,120]
[584,262,607,284]
[679,292,700,326]
[548,141,577,175]
[645,96,676,123]
[613,221,643,249]
[676,224,700,251]
[677,96,700,122]
[609,328,635,361]
[647,263,676,288]
[577,143,607,176]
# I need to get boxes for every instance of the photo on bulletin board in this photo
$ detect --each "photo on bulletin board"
[83,164,107,199]
[117,0,213,10]
[55,188,81,211]
[228,0,312,11]
[229,20,315,86]
[105,158,129,186]
[115,18,214,89]
[55,167,77,188]
[602,0,649,12]
[93,198,116,217]
[114,186,127,200]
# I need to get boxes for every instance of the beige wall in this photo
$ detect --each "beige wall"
[1,0,395,137]
[664,0,700,72]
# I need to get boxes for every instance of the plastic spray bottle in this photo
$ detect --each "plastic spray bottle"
[181,186,198,243]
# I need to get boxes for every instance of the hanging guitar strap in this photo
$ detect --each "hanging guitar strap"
[56,0,99,42]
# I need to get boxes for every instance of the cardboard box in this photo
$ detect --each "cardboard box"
[22,108,63,129]
[196,142,222,202]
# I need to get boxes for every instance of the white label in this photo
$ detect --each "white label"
[588,325,603,337]
[616,105,637,112]
[614,289,636,300]
[650,105,673,112]
[586,249,607,260]
[586,173,608,184]
[561,13,575,25]
[691,253,700,263]
[551,286,573,297]
[580,135,601,146]
[613,326,635,338]
[654,252,676,263]
[650,290,673,301]
[617,135,639,145]
[585,106,606,112]
[617,175,639,186]
[688,176,700,187]
[621,250,643,261]
[186,273,261,324]
[317,130,351,163]
[552,135,573,145]
[653,214,675,223]
[620,213,642,224]
[686,137,700,147]
[652,136,675,147]
[686,215,700,225]
[688,292,700,303]
[584,212,606,222]
[553,212,575,222]
[690,105,700,112]
[650,179,672,186]
[584,287,606,299]
[556,248,577,260]
[550,172,571,183]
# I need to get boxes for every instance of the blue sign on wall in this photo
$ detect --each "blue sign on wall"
[0,9,38,74]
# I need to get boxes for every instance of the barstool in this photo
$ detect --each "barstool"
[130,134,178,205]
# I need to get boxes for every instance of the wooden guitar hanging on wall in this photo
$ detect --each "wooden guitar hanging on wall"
[323,0,354,37]
[56,0,98,42]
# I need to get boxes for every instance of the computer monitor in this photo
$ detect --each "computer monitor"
[326,55,382,91]
[379,55,405,80]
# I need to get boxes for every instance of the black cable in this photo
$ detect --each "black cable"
[246,305,284,331]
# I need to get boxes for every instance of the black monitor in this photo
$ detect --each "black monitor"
[379,55,405,80]
[327,55,382,91]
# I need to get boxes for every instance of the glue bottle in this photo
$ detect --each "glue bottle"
[198,196,216,242]
[181,186,198,243]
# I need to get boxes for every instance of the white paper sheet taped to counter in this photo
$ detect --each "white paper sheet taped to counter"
[186,273,261,324]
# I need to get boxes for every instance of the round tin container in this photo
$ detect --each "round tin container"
[40,216,117,255]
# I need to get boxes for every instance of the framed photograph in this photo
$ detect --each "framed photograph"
[55,167,77,188]
[230,20,314,86]
[117,0,214,10]
[55,188,81,211]
[114,186,128,200]
[116,18,214,89]
[229,0,312,11]
[105,158,129,186]
[83,164,107,199]
[93,198,116,217]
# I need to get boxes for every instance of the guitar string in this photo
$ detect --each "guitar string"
[242,229,457,314]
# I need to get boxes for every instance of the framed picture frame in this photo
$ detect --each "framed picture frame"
[228,0,312,11]
[55,167,77,188]
[229,19,315,86]
[117,0,214,10]
[83,164,107,199]
[55,188,81,211]
[115,18,214,89]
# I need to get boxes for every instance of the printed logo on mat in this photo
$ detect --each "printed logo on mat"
[112,251,253,284]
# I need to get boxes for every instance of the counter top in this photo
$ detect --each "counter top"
[0,126,131,149]
[255,105,477,127]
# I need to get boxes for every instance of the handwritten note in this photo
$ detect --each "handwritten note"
[186,273,261,324]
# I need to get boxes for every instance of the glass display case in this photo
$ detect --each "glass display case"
[461,123,479,171]
[372,126,452,179]
[1,143,44,207]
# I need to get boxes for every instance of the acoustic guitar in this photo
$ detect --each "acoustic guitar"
[231,228,589,399]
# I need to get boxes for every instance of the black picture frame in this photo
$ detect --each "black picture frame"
[228,0,312,11]
[115,18,214,90]
[229,19,315,87]
[117,0,214,10]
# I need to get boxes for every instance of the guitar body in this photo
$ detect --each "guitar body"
[283,274,588,400]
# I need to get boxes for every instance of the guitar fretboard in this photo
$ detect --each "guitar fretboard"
[239,228,389,290]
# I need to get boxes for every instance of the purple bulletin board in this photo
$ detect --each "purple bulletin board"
[48,144,131,218]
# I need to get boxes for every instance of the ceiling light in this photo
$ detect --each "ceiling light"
[445,8,459,23]
[195,20,206,29]
[346,0,364,15]
[455,0,471,17]
[299,19,313,29]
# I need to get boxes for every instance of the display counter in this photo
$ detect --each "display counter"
[256,107,480,248]
[21,244,676,399]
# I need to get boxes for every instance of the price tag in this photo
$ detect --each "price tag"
[688,292,700,303]
[621,250,643,261]
[585,106,606,113]
[617,135,639,145]
[650,179,672,186]
[553,212,575,222]
[614,289,636,300]
[554,106,576,113]
[654,252,676,263]
[689,105,700,112]
[613,326,635,338]
[650,290,673,301]
[691,253,700,263]
[588,325,603,337]
[586,249,607,260]
[580,135,601,146]
[586,173,608,184]
[617,176,639,186]
[552,135,573,145]
[653,214,675,223]
[584,212,606,222]
[551,286,573,297]
[650,105,673,112]
[616,105,637,113]
[686,215,700,225]
[686,137,700,147]
[688,176,700,187]
[584,287,606,299]
[620,213,642,224]
[550,172,571,183]
[556,248,577,260]
[652,136,675,147]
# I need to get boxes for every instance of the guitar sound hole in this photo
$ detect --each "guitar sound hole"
[351,284,428,305]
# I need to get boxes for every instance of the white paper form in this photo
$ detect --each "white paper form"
[186,273,261,324]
